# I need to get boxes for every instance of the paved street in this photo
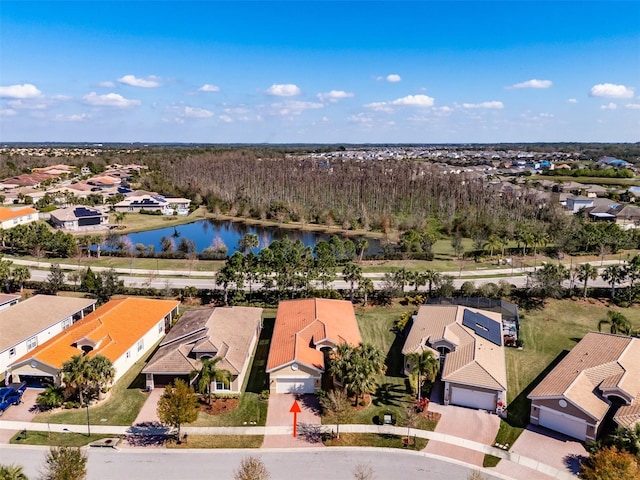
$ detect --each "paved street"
[0,445,513,480]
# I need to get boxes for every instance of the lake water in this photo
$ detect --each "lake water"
[118,219,381,255]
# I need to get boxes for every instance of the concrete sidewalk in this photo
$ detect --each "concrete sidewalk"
[0,419,577,479]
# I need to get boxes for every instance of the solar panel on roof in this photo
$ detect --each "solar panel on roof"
[462,309,503,346]
[73,207,100,217]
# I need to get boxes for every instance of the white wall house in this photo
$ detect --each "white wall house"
[0,296,96,380]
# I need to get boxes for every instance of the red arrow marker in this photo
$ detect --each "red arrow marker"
[289,399,301,437]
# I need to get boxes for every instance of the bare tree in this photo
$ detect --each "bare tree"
[233,456,270,480]
[353,463,375,480]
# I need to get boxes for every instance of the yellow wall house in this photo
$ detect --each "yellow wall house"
[0,207,38,230]
[9,298,179,387]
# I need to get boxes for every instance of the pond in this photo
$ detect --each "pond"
[115,219,382,255]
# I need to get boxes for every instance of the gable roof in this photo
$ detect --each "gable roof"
[142,306,262,376]
[10,298,179,369]
[50,206,107,222]
[266,298,362,373]
[0,207,37,222]
[0,295,96,352]
[402,305,507,391]
[528,332,640,425]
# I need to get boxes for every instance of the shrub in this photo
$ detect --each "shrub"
[37,385,65,410]
[259,390,270,401]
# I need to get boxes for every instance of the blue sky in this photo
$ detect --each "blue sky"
[1,1,639,143]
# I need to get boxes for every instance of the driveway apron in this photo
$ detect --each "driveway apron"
[262,394,323,448]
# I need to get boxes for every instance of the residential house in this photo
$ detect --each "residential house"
[402,305,507,414]
[528,332,640,442]
[565,195,594,213]
[0,294,20,311]
[0,295,96,381]
[142,306,262,391]
[8,298,179,386]
[587,203,640,229]
[0,207,38,230]
[113,191,191,215]
[266,298,362,394]
[49,206,109,231]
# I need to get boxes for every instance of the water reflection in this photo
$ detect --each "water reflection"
[117,219,381,255]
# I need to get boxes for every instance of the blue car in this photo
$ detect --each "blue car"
[0,382,27,416]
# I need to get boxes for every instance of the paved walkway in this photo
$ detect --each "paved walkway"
[132,389,163,425]
[0,418,577,479]
[262,394,323,448]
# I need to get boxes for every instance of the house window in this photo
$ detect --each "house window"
[27,337,37,351]
[126,350,131,359]
[158,321,164,334]
[215,380,231,391]
[62,318,72,330]
[9,347,16,357]
[137,339,144,352]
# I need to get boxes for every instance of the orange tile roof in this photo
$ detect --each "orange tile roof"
[266,299,362,372]
[0,207,37,222]
[10,298,179,369]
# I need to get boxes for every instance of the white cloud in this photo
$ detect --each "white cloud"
[55,113,90,122]
[266,84,301,97]
[317,90,354,102]
[568,98,578,103]
[117,74,161,88]
[626,103,640,109]
[538,113,555,118]
[97,81,116,88]
[508,79,552,89]
[52,94,72,101]
[218,114,233,123]
[386,74,402,83]
[83,92,141,107]
[590,83,634,99]
[198,84,220,92]
[600,102,618,110]
[365,94,435,112]
[0,83,42,99]
[348,113,374,125]
[8,100,47,110]
[184,106,214,118]
[462,101,504,109]
[270,100,323,115]
[0,109,17,116]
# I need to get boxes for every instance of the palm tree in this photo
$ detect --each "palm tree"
[358,277,374,306]
[62,354,90,405]
[342,262,363,303]
[407,350,439,402]
[89,355,115,398]
[11,265,30,292]
[356,238,369,263]
[576,263,598,299]
[485,235,501,259]
[605,311,632,335]
[409,271,427,292]
[602,264,628,299]
[423,269,441,296]
[192,357,232,405]
[0,464,28,480]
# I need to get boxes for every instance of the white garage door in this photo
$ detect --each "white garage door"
[450,386,496,411]
[275,378,315,394]
[538,407,587,441]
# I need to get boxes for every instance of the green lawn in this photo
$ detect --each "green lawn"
[166,435,263,449]
[33,343,158,426]
[330,304,438,429]
[323,432,428,450]
[10,430,115,447]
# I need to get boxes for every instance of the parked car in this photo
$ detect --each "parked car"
[0,382,27,416]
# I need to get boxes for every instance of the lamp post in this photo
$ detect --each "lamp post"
[85,402,91,437]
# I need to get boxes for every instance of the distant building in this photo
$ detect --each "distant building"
[113,191,190,214]
[49,206,109,231]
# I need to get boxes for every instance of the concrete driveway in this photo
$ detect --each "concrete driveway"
[424,402,500,466]
[262,393,323,448]
[132,388,164,425]
[494,424,587,480]
[0,388,40,443]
